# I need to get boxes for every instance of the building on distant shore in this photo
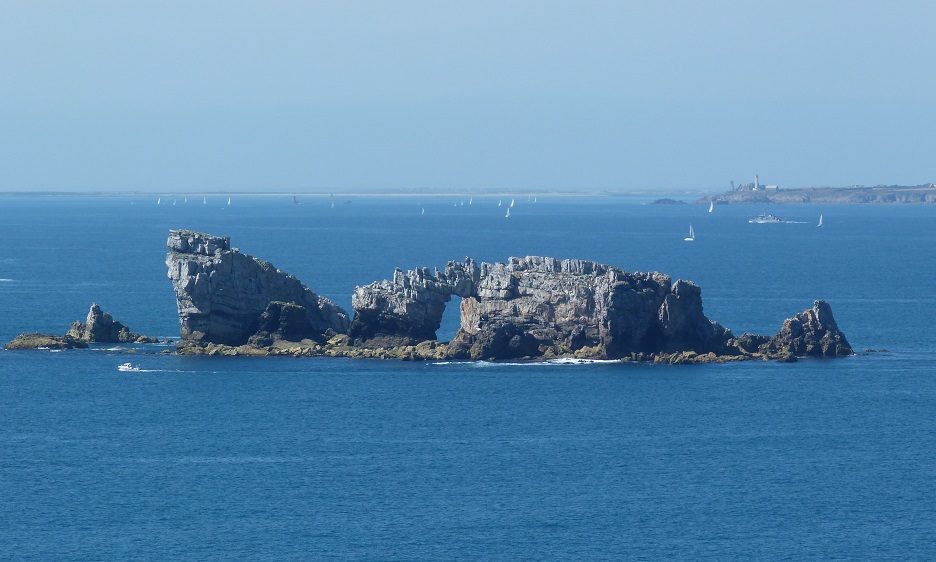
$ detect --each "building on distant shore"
[735,175,780,192]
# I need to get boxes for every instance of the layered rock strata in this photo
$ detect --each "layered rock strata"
[166,230,349,345]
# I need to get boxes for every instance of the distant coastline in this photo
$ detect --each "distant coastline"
[702,184,936,205]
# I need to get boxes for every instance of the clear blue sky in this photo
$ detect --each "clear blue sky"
[2,1,934,192]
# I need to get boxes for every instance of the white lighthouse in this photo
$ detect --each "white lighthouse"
[754,174,760,191]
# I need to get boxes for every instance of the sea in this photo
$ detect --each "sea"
[1,194,934,560]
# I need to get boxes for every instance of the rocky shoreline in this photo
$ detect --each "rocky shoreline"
[6,229,855,364]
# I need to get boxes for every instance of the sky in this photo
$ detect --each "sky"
[2,0,935,192]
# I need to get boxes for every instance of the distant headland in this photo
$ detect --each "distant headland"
[702,176,936,205]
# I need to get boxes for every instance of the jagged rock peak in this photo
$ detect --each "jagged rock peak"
[66,303,151,343]
[166,229,349,345]
[167,230,230,256]
[772,300,853,357]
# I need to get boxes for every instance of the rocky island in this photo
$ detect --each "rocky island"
[5,303,158,350]
[166,229,852,363]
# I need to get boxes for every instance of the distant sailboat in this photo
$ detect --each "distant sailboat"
[510,198,515,208]
[469,197,473,205]
[184,196,188,204]
[421,207,425,215]
[505,207,511,219]
[157,197,161,205]
[202,196,207,205]
[227,197,232,206]
[817,213,824,227]
[684,224,695,242]
[172,199,177,206]
[498,199,502,207]
[534,196,537,203]
[709,200,714,213]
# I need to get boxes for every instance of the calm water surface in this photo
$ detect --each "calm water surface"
[1,195,934,559]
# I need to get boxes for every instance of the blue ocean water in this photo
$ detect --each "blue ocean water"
[1,195,935,559]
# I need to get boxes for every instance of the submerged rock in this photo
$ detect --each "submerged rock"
[166,230,349,345]
[66,303,153,343]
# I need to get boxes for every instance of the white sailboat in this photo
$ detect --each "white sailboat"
[157,197,161,205]
[202,196,207,205]
[421,207,425,215]
[534,196,537,203]
[469,197,473,205]
[817,213,823,227]
[227,197,232,206]
[498,199,502,207]
[510,198,515,208]
[684,224,695,242]
[505,207,511,218]
[184,196,188,204]
[708,200,714,213]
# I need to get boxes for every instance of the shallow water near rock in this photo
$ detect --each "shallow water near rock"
[1,195,935,559]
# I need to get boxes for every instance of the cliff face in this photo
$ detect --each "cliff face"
[166,230,349,345]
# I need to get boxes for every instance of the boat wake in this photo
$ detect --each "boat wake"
[434,358,623,367]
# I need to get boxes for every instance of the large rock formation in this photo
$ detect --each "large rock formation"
[163,233,852,362]
[351,256,733,360]
[351,256,851,362]
[166,230,349,345]
[66,303,151,343]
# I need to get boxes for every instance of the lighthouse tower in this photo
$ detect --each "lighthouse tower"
[754,174,760,191]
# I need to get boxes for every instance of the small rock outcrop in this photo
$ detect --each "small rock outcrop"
[732,300,852,358]
[66,303,153,343]
[4,333,88,350]
[5,303,155,349]
[166,230,349,345]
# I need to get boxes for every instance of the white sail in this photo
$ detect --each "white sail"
[203,196,207,204]
[817,213,823,227]
[157,197,161,205]
[709,200,714,213]
[684,224,695,241]
[498,199,502,207]
[421,207,425,215]
[184,197,188,204]
[505,207,511,218]
[510,198,515,208]
[469,197,473,205]
[227,197,232,206]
